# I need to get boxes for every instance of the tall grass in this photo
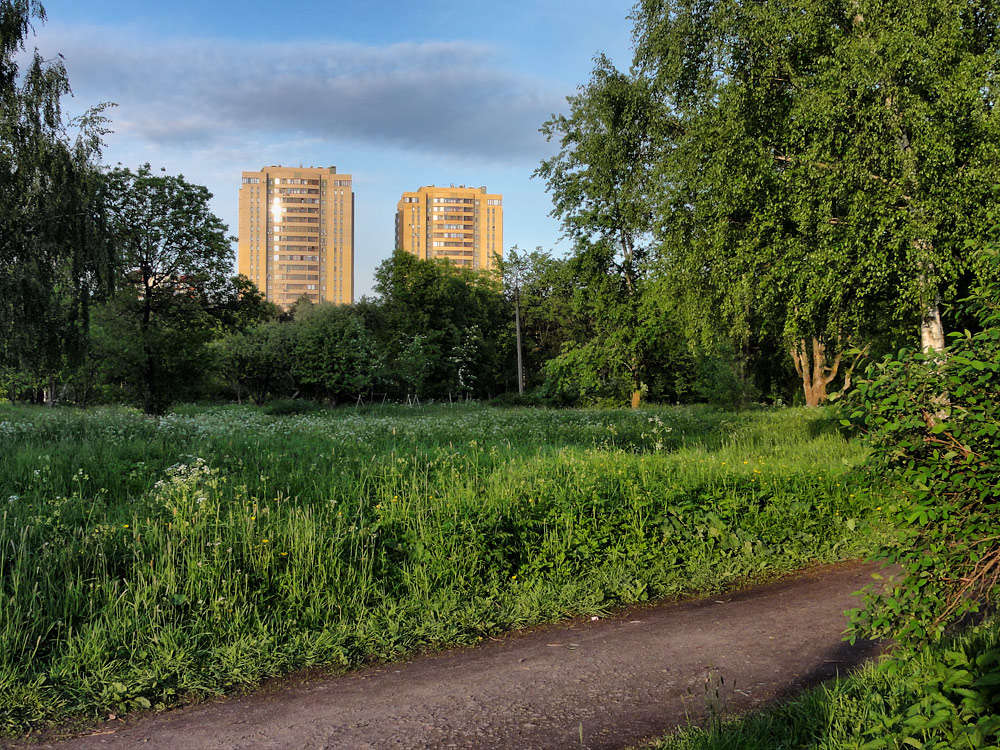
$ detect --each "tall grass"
[0,404,891,732]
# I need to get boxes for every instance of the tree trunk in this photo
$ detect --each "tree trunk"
[831,344,870,398]
[790,337,843,407]
[921,300,946,353]
[143,343,157,415]
[141,294,158,415]
[913,239,947,354]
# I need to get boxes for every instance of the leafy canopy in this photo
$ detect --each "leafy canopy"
[633,0,1000,356]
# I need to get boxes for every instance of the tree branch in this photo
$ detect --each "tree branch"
[773,153,911,200]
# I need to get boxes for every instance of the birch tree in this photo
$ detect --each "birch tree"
[634,0,1000,405]
[536,55,672,406]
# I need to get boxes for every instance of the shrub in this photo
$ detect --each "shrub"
[845,248,1000,645]
[488,391,545,408]
[262,398,322,416]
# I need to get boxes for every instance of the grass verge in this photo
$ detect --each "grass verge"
[648,616,1000,749]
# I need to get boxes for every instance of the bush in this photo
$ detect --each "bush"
[693,347,759,408]
[488,391,545,408]
[845,248,1000,645]
[262,398,323,416]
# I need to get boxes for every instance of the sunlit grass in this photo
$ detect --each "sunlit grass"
[0,403,892,733]
[648,616,1000,750]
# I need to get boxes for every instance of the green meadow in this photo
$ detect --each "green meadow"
[0,403,891,733]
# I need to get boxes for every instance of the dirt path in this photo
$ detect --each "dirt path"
[22,561,883,750]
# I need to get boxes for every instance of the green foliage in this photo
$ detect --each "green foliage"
[496,248,580,392]
[103,164,233,300]
[261,398,322,416]
[632,0,1000,402]
[488,391,545,408]
[0,0,113,382]
[534,248,703,406]
[846,249,1000,644]
[214,257,505,408]
[542,340,617,405]
[653,616,1000,750]
[862,641,1000,750]
[214,321,294,405]
[373,250,506,399]
[537,58,686,405]
[210,275,281,334]
[290,303,379,404]
[692,344,760,408]
[99,165,234,414]
[536,54,664,272]
[0,404,886,731]
[90,294,217,412]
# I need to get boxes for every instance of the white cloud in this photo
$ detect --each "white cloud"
[30,25,565,160]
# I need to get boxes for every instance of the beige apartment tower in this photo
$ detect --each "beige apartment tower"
[395,185,503,270]
[238,165,354,307]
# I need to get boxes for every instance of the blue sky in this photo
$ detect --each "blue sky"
[25,0,636,297]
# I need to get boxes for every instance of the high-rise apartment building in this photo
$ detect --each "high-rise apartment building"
[238,165,354,307]
[394,185,503,270]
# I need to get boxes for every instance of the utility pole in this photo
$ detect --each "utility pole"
[515,290,524,395]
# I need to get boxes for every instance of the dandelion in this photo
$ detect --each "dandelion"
[262,539,269,544]
[122,524,129,529]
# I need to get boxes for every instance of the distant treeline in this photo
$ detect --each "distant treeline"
[2,246,789,413]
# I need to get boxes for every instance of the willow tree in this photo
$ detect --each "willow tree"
[0,1,113,393]
[634,0,1000,405]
